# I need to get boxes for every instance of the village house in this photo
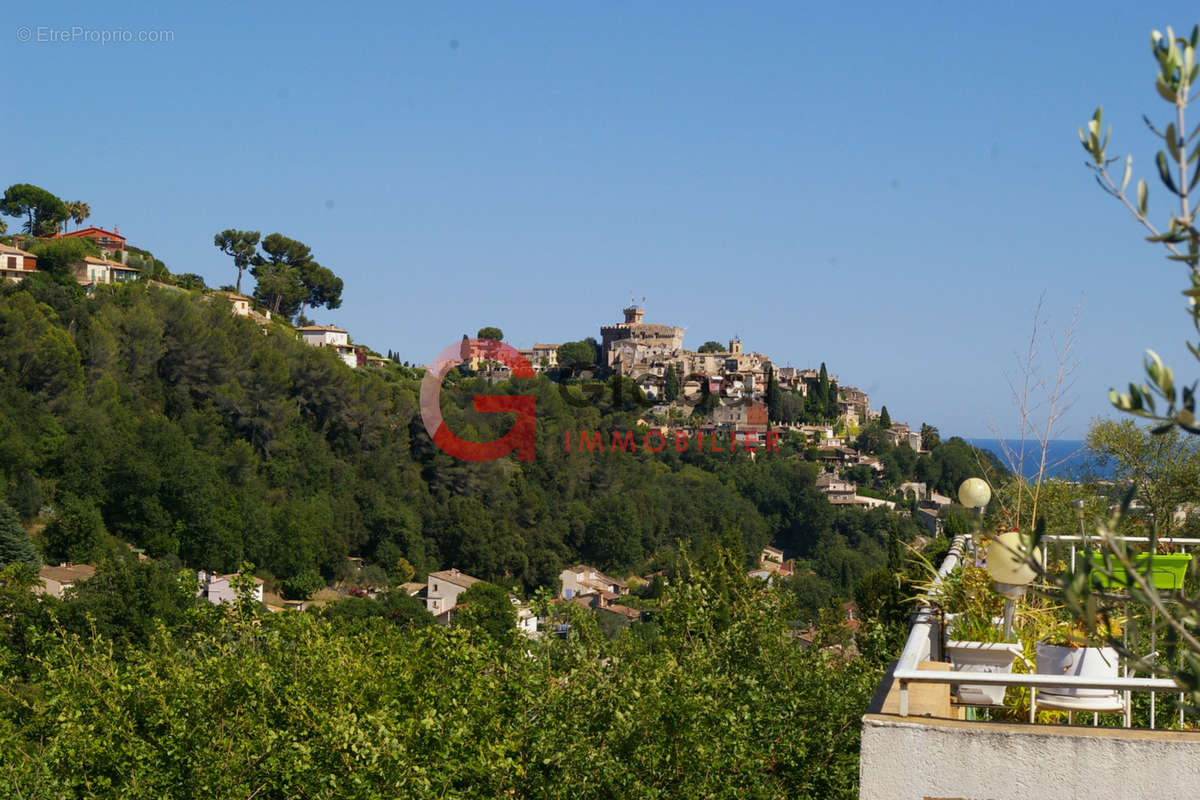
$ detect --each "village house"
[796,424,835,442]
[398,581,425,597]
[817,444,860,468]
[837,385,870,421]
[559,564,629,599]
[297,324,349,347]
[748,546,795,582]
[297,324,359,368]
[34,563,96,599]
[0,243,37,282]
[853,495,897,511]
[885,423,923,451]
[72,256,139,288]
[221,291,252,317]
[710,399,769,431]
[916,504,942,535]
[856,454,885,472]
[425,568,481,615]
[513,599,540,637]
[565,591,643,623]
[530,343,560,369]
[816,472,858,502]
[58,225,126,256]
[635,373,665,400]
[196,570,265,605]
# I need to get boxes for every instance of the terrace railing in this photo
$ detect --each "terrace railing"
[892,533,1186,727]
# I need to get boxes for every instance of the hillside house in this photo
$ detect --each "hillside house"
[530,343,560,369]
[0,243,37,282]
[222,292,252,317]
[73,256,139,288]
[916,504,942,535]
[297,325,358,368]
[514,599,540,637]
[197,570,265,605]
[837,385,870,420]
[425,568,481,614]
[35,563,96,599]
[886,424,923,451]
[818,445,859,467]
[797,424,834,442]
[749,545,794,582]
[298,324,348,347]
[559,565,629,599]
[566,591,642,623]
[816,472,857,502]
[710,400,769,431]
[58,225,126,255]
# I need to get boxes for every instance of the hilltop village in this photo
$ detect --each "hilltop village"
[2,225,927,482]
[1,210,960,638]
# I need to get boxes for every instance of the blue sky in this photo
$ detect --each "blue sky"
[7,1,1200,437]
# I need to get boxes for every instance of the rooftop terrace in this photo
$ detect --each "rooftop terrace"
[859,534,1200,799]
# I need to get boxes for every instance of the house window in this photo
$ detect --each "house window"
[5,257,14,269]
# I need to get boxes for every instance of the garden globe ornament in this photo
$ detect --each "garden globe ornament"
[957,477,991,509]
[988,527,1043,639]
[957,478,991,562]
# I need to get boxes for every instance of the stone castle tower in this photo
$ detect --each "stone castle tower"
[600,306,684,369]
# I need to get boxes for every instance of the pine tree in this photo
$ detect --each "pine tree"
[0,501,40,568]
[880,405,892,428]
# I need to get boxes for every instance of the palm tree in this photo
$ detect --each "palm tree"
[64,201,90,231]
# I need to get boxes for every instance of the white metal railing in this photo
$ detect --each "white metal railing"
[892,533,1183,724]
[1041,535,1200,574]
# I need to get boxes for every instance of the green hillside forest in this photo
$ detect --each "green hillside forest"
[0,275,992,797]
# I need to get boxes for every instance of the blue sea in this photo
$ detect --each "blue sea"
[964,439,1111,481]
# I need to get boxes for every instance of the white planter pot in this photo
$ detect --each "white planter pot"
[1035,643,1119,698]
[945,640,1023,705]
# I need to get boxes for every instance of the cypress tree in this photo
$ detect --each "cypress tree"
[664,365,679,402]
[817,363,830,420]
[765,364,782,423]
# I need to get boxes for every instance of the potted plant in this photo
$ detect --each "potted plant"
[1089,549,1192,591]
[1034,614,1123,703]
[923,558,1027,706]
[945,608,1025,706]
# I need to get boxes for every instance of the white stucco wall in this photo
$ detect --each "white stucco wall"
[860,714,1200,800]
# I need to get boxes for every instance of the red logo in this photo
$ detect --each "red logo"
[420,339,537,462]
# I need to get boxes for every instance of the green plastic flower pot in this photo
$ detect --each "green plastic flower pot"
[1089,551,1192,591]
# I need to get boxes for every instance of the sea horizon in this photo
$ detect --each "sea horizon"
[962,438,1110,481]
